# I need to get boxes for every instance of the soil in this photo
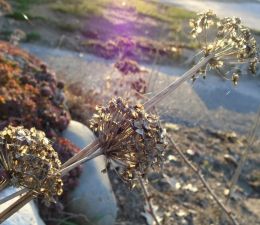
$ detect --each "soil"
[110,123,260,225]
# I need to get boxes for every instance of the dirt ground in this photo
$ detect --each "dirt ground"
[110,123,260,225]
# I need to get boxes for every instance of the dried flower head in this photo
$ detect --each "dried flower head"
[90,98,166,183]
[0,125,63,202]
[190,10,259,83]
[114,58,142,75]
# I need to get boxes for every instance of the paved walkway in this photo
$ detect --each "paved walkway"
[22,44,260,135]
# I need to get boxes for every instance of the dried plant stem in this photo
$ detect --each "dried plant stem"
[61,149,102,176]
[0,146,102,223]
[0,188,28,205]
[62,139,100,168]
[144,54,214,110]
[168,136,239,225]
[0,181,9,192]
[0,190,35,223]
[0,149,102,221]
[0,140,101,208]
[139,177,160,225]
[226,109,260,205]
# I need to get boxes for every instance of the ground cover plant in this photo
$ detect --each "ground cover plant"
[0,40,83,222]
[0,1,260,225]
[1,0,197,65]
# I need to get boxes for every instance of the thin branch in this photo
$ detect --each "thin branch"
[45,211,91,225]
[144,54,214,110]
[139,177,160,225]
[226,108,260,205]
[0,143,102,218]
[62,139,100,168]
[167,136,240,225]
[61,150,102,176]
[0,191,35,223]
[0,188,28,205]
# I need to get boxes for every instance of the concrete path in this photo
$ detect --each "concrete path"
[22,44,260,135]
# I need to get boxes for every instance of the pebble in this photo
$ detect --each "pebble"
[62,120,118,225]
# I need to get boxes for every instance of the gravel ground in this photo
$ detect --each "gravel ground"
[111,123,260,225]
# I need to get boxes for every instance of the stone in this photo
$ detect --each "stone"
[0,187,45,225]
[62,120,118,225]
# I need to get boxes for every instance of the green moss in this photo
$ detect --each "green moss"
[25,32,41,42]
[57,23,82,32]
[51,0,105,17]
[126,0,195,22]
[6,11,31,20]
[10,0,53,12]
[50,0,194,23]
[0,30,12,41]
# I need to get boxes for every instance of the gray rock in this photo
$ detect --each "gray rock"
[0,187,45,225]
[62,120,118,225]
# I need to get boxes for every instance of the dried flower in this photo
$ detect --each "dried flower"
[0,125,63,202]
[115,58,142,75]
[90,98,166,184]
[231,73,239,86]
[190,11,259,83]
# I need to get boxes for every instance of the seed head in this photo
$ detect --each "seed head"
[90,98,166,184]
[190,10,259,83]
[0,125,63,202]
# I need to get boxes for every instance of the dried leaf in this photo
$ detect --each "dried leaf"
[163,174,181,190]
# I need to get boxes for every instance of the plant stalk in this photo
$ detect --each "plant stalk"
[0,188,28,205]
[144,54,214,110]
[61,150,103,176]
[168,136,239,225]
[62,139,100,168]
[0,191,35,223]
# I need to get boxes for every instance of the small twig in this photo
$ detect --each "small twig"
[226,108,260,205]
[139,177,160,225]
[167,136,240,225]
[0,188,28,205]
[45,211,91,225]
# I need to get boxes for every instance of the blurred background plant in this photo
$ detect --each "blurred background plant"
[0,41,84,223]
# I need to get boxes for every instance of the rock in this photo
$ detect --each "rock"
[223,154,238,168]
[0,187,45,225]
[62,120,118,225]
[164,123,180,131]
[244,198,260,217]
